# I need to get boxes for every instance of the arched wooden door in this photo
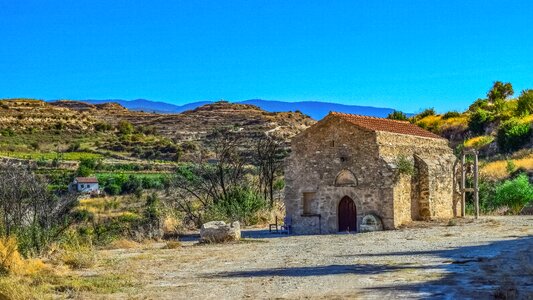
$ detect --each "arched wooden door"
[338,196,357,232]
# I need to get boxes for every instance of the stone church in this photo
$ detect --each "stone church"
[284,112,456,234]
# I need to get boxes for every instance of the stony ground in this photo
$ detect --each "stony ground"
[78,216,532,299]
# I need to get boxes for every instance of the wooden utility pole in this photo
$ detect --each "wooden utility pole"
[474,152,479,219]
[461,154,466,217]
[460,150,479,219]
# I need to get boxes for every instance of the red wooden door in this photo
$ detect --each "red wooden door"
[338,196,356,232]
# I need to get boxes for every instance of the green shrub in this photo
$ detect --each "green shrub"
[442,111,461,119]
[494,174,533,214]
[205,187,267,225]
[77,165,92,177]
[94,121,113,132]
[0,128,15,137]
[496,118,532,153]
[516,89,533,116]
[105,184,121,195]
[117,120,134,135]
[468,109,493,135]
[387,110,408,121]
[412,108,436,122]
[506,160,517,174]
[468,98,489,112]
[396,155,414,176]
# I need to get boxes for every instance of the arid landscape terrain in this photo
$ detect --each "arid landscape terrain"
[59,216,532,299]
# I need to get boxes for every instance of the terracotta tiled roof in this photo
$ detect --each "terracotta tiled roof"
[75,177,98,183]
[329,112,444,139]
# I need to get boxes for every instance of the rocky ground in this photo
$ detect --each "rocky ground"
[77,216,532,299]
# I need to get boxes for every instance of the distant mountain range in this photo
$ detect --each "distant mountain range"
[74,98,407,120]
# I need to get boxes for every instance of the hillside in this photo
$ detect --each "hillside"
[0,98,314,162]
[397,82,533,186]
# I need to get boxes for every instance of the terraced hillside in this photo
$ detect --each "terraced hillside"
[0,99,314,162]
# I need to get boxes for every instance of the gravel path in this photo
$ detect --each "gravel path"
[94,216,532,299]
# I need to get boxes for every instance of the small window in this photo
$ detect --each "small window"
[80,184,84,188]
[330,140,335,147]
[303,192,316,214]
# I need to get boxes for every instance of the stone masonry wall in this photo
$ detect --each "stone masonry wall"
[377,131,456,224]
[285,117,396,234]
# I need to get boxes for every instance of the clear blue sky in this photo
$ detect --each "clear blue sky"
[1,1,532,113]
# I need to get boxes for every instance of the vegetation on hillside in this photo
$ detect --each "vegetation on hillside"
[388,81,533,214]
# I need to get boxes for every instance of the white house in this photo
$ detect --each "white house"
[72,177,100,194]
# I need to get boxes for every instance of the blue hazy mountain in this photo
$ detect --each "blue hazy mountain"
[79,98,405,120]
[238,99,401,120]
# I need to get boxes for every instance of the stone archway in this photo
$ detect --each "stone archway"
[338,196,357,232]
[334,169,358,186]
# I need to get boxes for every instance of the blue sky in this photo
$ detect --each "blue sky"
[1,1,532,113]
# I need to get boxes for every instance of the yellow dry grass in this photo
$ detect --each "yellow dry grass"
[481,155,533,180]
[464,135,494,149]
[106,239,140,250]
[441,116,469,128]
[0,237,46,276]
[416,115,442,130]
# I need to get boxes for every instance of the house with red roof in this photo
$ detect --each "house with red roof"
[71,177,100,194]
[284,112,457,234]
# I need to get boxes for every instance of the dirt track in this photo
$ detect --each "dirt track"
[84,216,532,299]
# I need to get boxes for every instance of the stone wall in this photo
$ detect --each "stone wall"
[393,174,413,227]
[285,117,456,234]
[377,131,456,222]
[285,116,396,234]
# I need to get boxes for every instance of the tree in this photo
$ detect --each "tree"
[0,162,77,255]
[167,129,246,226]
[412,108,435,122]
[468,109,493,135]
[255,135,286,207]
[516,89,533,116]
[387,110,409,121]
[487,81,513,103]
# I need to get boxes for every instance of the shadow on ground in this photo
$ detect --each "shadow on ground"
[205,236,533,299]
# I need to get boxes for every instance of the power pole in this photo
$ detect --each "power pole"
[474,152,479,219]
[460,150,479,219]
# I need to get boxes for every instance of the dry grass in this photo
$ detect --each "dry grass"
[0,237,46,276]
[162,241,182,249]
[106,239,140,250]
[415,115,468,134]
[464,135,494,149]
[481,154,533,180]
[0,276,41,300]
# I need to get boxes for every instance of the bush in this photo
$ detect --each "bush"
[494,174,533,214]
[104,184,121,195]
[442,111,461,119]
[468,99,490,112]
[387,110,408,121]
[396,155,414,176]
[468,109,493,135]
[94,121,113,132]
[205,187,267,225]
[516,89,533,116]
[496,118,532,153]
[0,236,45,276]
[58,232,96,269]
[117,120,134,135]
[416,108,435,119]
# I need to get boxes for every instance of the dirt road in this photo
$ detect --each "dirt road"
[83,216,533,299]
